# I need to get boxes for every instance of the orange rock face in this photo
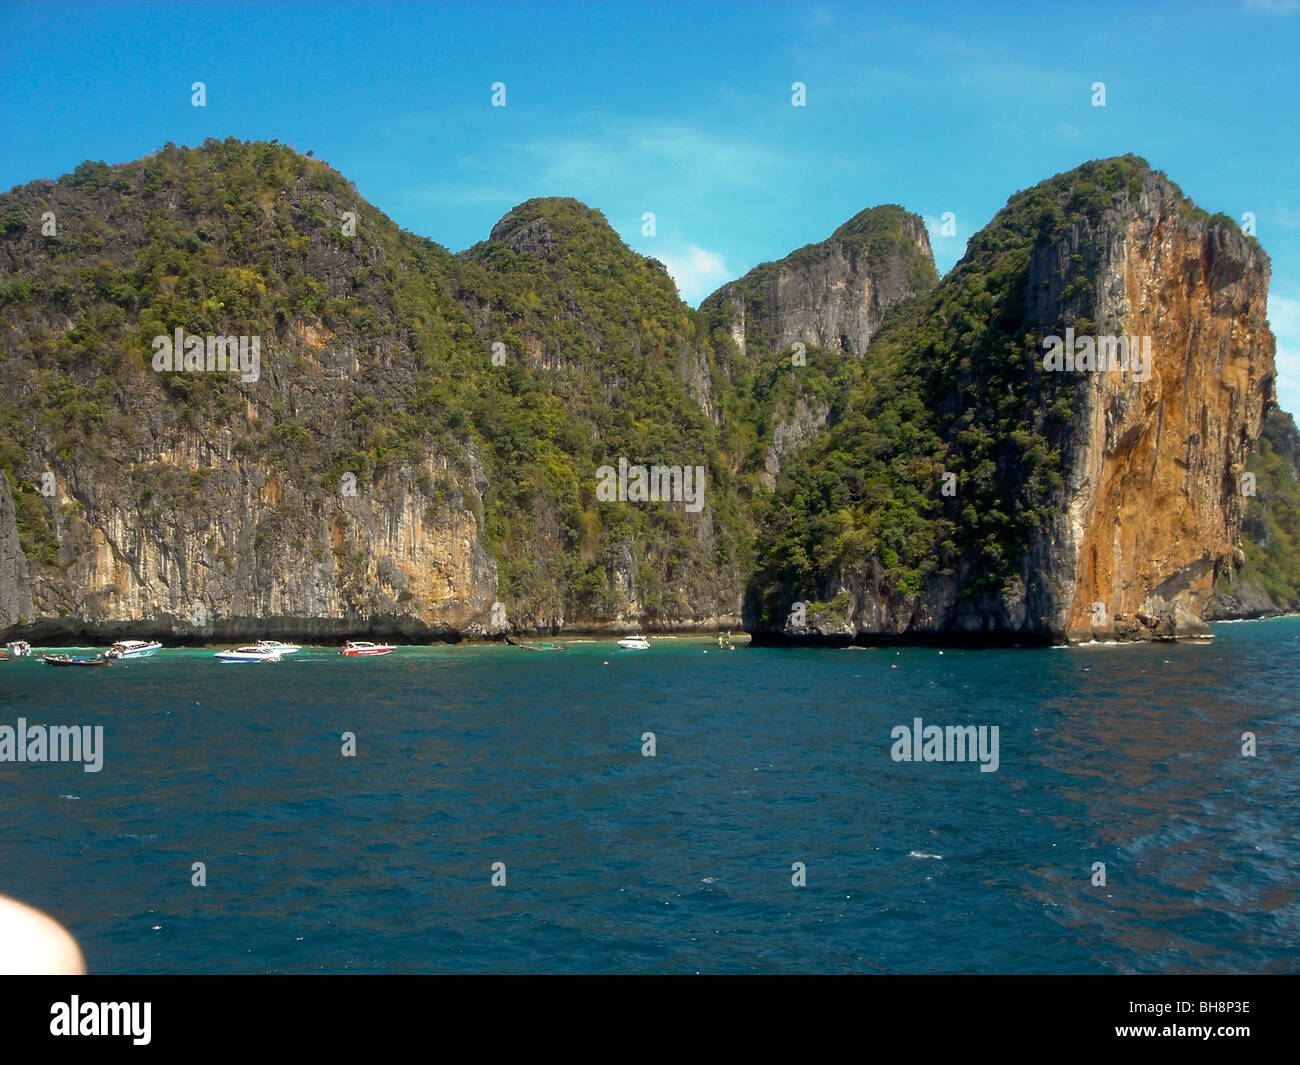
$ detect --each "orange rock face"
[1060,182,1275,641]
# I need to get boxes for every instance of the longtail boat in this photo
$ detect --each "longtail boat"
[41,653,110,668]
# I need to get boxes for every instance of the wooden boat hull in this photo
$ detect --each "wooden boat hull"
[506,637,567,651]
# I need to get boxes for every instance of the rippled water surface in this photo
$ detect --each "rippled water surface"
[2,619,1297,973]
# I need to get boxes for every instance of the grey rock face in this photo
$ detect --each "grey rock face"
[703,207,936,358]
[762,399,831,487]
[487,214,556,257]
[0,477,35,631]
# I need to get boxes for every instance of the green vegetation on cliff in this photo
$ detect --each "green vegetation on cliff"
[698,204,938,500]
[0,138,743,628]
[747,155,1181,626]
[0,143,1289,638]
[1217,409,1300,612]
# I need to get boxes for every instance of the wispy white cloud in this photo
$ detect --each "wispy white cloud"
[406,185,523,207]
[390,117,792,242]
[923,212,960,240]
[1244,0,1298,14]
[1269,288,1300,416]
[1269,202,1300,230]
[923,213,967,273]
[656,244,734,306]
[517,120,786,199]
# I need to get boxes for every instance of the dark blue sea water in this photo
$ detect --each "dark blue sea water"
[2,619,1298,974]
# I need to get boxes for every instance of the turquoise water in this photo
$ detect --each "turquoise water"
[1,620,1298,973]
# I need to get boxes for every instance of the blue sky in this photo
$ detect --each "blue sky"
[2,0,1297,412]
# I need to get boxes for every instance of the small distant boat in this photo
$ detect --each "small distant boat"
[339,641,395,657]
[214,646,285,663]
[105,640,163,659]
[617,635,650,650]
[506,636,567,651]
[255,640,302,655]
[3,640,32,659]
[41,653,110,668]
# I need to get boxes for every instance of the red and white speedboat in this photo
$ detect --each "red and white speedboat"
[339,641,395,657]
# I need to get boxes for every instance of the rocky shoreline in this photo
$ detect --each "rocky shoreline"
[7,608,1296,649]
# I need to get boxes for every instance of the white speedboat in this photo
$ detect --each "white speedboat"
[4,640,32,658]
[255,640,302,655]
[214,646,285,663]
[617,635,650,650]
[105,640,163,659]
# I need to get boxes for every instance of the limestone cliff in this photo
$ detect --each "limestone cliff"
[0,146,1286,645]
[0,477,34,626]
[1050,170,1274,641]
[1206,408,1300,619]
[747,157,1277,645]
[0,142,744,642]
[702,205,937,359]
[699,205,938,489]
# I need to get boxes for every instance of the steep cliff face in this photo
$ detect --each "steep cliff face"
[1206,408,1300,619]
[699,205,939,492]
[22,436,499,642]
[747,157,1277,645]
[454,196,743,629]
[0,477,34,625]
[0,141,744,641]
[1051,170,1274,640]
[702,205,937,359]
